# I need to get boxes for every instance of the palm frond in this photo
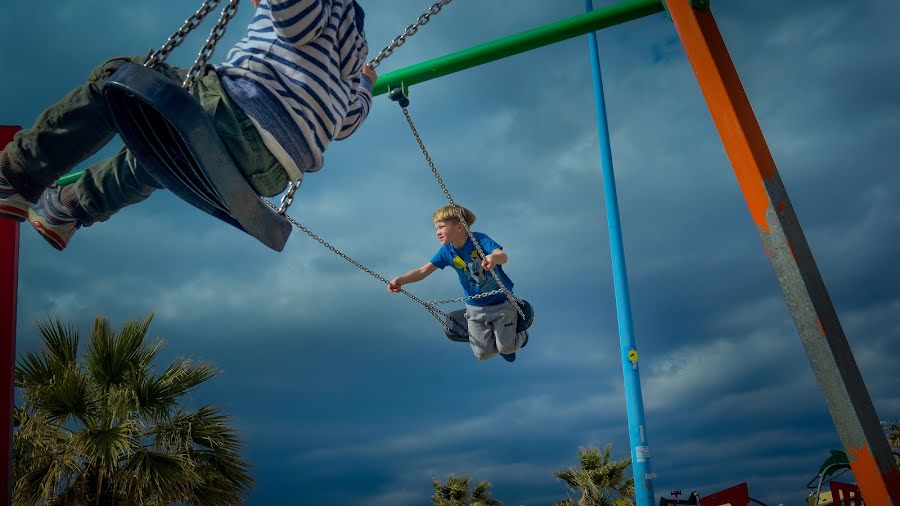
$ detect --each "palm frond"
[88,315,149,389]
[29,365,95,424]
[187,448,254,505]
[135,359,217,419]
[34,317,79,366]
[153,405,241,456]
[16,352,55,389]
[120,448,196,504]
[72,415,139,468]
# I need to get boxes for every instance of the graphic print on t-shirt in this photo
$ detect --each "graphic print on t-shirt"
[451,250,498,294]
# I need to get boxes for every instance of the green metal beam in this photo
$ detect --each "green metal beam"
[58,0,663,186]
[373,0,664,97]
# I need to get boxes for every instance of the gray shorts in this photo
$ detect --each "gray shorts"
[465,300,528,360]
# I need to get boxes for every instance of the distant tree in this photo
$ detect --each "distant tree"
[889,422,900,466]
[432,474,503,506]
[553,444,635,506]
[13,314,253,505]
[888,422,900,448]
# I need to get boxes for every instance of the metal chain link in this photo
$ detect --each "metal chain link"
[427,289,505,305]
[367,0,454,70]
[263,200,460,334]
[399,106,527,321]
[144,0,222,69]
[182,0,242,89]
[277,177,303,215]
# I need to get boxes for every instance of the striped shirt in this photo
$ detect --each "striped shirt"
[216,0,373,178]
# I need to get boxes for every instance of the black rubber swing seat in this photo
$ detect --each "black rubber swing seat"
[101,62,292,252]
[443,299,535,343]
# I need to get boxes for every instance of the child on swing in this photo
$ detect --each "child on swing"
[0,0,375,250]
[388,205,529,362]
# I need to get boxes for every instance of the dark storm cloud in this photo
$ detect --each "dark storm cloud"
[3,1,898,505]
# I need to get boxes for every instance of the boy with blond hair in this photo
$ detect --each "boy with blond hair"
[389,205,528,362]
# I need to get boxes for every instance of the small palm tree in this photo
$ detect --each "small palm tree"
[432,474,503,506]
[888,423,899,448]
[13,314,253,505]
[553,444,634,506]
[888,423,900,466]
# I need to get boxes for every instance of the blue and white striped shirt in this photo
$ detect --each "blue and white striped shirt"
[216,0,373,179]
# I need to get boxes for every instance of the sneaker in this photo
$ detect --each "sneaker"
[0,175,29,222]
[500,352,517,363]
[519,330,529,349]
[28,185,80,251]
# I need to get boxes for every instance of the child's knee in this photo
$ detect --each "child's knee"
[88,56,142,86]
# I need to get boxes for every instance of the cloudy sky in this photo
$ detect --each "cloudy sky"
[3,0,899,504]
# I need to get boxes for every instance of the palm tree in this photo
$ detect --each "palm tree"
[431,474,503,506]
[553,444,635,506]
[888,422,900,448]
[888,422,900,466]
[13,314,253,505]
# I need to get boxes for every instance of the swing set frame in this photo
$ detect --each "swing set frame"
[3,0,898,503]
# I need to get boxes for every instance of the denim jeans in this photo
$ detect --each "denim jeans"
[5,56,287,223]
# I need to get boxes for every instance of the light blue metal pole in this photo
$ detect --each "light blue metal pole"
[585,1,655,505]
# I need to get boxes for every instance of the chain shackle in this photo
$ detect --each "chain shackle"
[277,177,303,215]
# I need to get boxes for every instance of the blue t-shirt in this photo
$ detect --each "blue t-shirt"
[430,232,514,307]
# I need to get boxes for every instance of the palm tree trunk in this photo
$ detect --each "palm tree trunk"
[95,467,104,506]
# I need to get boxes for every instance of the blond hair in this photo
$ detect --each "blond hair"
[433,205,476,226]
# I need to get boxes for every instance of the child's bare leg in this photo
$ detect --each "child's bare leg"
[1,56,179,201]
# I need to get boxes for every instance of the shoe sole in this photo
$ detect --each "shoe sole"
[30,219,67,251]
[0,204,27,222]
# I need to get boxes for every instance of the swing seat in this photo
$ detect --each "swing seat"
[443,299,534,343]
[100,62,292,252]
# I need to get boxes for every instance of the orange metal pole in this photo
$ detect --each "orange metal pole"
[663,1,900,504]
[0,125,22,504]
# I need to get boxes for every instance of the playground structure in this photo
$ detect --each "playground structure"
[1,0,899,504]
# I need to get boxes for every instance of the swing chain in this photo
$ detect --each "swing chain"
[368,0,454,70]
[398,106,527,321]
[144,0,223,69]
[183,0,242,89]
[262,200,458,333]
[428,289,504,305]
[277,176,303,215]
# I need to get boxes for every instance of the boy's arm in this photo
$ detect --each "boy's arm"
[335,69,375,140]
[266,0,329,47]
[388,262,438,292]
[481,248,508,271]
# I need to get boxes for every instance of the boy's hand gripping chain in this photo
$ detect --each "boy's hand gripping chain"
[389,89,527,322]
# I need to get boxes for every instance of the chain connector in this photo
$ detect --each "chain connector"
[388,86,410,108]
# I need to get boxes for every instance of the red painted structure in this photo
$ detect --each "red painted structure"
[1,125,22,503]
[830,481,863,506]
[699,482,749,506]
